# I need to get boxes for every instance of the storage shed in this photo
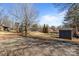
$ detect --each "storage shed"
[59,28,73,39]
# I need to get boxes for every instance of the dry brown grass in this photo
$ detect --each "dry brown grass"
[0,37,78,56]
[0,31,79,44]
[0,31,79,56]
[0,31,21,40]
[27,31,79,44]
[27,31,58,40]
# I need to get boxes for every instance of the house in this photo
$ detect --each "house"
[0,24,10,31]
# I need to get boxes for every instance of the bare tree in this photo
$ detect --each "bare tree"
[10,4,38,36]
[0,8,4,25]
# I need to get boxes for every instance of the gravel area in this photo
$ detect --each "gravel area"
[0,37,79,56]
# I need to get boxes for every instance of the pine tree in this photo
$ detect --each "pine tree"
[64,3,79,32]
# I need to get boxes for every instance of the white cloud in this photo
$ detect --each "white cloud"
[59,10,67,17]
[41,15,57,21]
[39,10,67,27]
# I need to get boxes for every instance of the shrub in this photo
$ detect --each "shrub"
[31,24,38,31]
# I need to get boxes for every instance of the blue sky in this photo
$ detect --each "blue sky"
[34,3,69,27]
[0,3,70,27]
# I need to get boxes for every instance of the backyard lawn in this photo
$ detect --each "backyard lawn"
[27,31,79,44]
[0,31,79,44]
[0,31,79,56]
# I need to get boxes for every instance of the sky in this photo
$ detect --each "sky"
[0,3,70,27]
[34,3,70,27]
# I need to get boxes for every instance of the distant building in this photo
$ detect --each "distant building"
[48,28,54,33]
[0,24,10,31]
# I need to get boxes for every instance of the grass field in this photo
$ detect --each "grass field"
[27,31,58,40]
[27,31,79,44]
[0,31,79,56]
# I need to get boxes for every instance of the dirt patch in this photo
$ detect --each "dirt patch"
[0,37,79,56]
[0,31,79,56]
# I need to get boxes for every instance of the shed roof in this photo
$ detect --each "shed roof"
[59,28,73,30]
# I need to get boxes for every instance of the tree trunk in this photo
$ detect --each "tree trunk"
[75,26,78,33]
[23,24,28,37]
[73,17,77,34]
[25,25,27,36]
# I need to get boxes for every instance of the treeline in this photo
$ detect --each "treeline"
[0,3,79,36]
[0,4,38,36]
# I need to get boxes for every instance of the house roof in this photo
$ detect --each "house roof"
[59,28,73,30]
[0,24,9,28]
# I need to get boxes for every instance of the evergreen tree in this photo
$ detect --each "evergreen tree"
[42,24,48,33]
[64,3,79,32]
